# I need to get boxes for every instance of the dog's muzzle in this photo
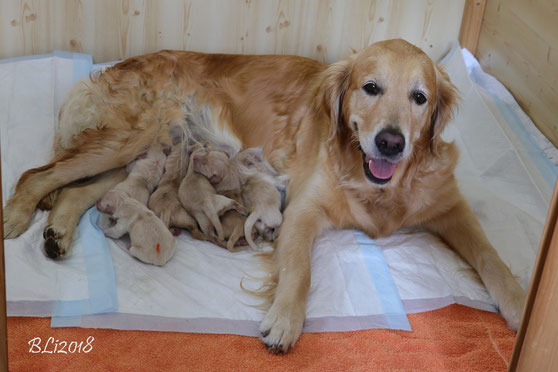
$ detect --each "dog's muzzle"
[359,128,405,185]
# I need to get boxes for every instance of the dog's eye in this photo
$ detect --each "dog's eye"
[363,82,382,96]
[412,91,427,105]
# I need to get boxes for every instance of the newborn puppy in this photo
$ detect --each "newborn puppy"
[192,146,244,193]
[211,189,254,252]
[97,143,166,232]
[97,194,175,266]
[118,143,167,204]
[233,147,290,193]
[242,172,283,251]
[178,143,246,240]
[147,142,204,240]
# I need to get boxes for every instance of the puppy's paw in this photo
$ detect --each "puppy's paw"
[3,202,34,239]
[499,288,526,332]
[43,225,72,259]
[259,302,305,354]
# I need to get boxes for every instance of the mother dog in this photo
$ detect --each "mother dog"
[3,39,525,353]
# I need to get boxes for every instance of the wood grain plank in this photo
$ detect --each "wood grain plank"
[0,151,7,372]
[477,0,558,147]
[511,181,558,371]
[459,0,486,54]
[0,0,465,63]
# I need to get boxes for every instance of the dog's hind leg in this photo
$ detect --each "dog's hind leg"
[3,125,158,239]
[43,167,127,259]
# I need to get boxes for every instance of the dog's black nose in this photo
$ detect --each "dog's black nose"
[375,129,405,156]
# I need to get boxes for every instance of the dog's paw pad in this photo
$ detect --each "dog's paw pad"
[43,226,64,240]
[44,237,64,259]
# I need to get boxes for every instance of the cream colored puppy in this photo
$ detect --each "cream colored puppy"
[116,143,166,204]
[95,142,176,265]
[192,146,243,193]
[97,143,166,232]
[193,147,283,251]
[97,194,175,266]
[211,189,253,252]
[233,147,290,193]
[178,143,246,240]
[148,142,205,240]
[241,173,283,251]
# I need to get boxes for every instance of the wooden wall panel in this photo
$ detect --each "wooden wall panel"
[476,0,558,147]
[0,0,465,64]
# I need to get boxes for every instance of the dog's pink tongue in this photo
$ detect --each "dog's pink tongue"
[368,157,396,179]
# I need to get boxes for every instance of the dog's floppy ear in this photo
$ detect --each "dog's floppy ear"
[315,57,353,141]
[429,65,459,154]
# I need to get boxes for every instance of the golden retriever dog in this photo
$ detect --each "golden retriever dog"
[3,39,525,353]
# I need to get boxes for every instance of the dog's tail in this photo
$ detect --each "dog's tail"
[244,211,261,251]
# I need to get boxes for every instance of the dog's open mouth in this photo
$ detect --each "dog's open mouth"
[359,147,397,185]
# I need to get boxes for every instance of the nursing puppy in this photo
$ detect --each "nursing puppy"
[217,189,252,252]
[192,147,259,250]
[4,39,526,353]
[111,143,166,205]
[97,194,175,266]
[234,147,289,192]
[192,146,244,193]
[193,147,282,250]
[147,142,205,240]
[178,143,246,240]
[96,143,165,231]
[241,173,283,251]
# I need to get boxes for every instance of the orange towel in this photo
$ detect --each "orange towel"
[8,304,515,371]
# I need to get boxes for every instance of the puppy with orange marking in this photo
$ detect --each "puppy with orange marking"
[97,194,175,266]
[3,39,526,353]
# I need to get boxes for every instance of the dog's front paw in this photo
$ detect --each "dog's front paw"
[259,301,305,353]
[3,201,34,239]
[43,225,72,259]
[499,287,527,332]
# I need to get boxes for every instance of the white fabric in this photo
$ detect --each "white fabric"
[0,54,95,312]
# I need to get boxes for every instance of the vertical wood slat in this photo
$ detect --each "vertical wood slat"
[476,0,558,148]
[458,0,486,55]
[510,181,558,371]
[0,0,465,63]
[0,151,7,371]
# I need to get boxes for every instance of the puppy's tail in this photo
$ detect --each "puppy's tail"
[244,212,261,251]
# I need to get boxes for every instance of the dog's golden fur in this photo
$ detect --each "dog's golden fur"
[3,39,525,353]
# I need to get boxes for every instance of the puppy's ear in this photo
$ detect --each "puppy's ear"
[430,66,459,154]
[315,57,353,141]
